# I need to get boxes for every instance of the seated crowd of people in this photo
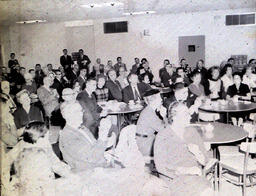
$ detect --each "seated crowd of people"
[1,49,256,196]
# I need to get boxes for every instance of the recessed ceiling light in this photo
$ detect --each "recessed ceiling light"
[81,2,123,8]
[123,11,156,16]
[16,20,47,24]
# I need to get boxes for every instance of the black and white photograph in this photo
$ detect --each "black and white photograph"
[0,0,256,195]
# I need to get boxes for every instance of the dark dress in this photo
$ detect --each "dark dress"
[13,104,44,129]
[227,83,250,119]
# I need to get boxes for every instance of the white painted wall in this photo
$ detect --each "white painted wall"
[1,8,255,80]
[94,8,256,78]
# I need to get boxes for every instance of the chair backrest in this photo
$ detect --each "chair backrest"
[243,122,255,139]
[240,142,256,154]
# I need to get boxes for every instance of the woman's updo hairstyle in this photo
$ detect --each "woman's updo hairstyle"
[167,101,185,124]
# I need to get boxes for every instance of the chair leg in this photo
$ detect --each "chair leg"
[218,164,222,192]
[214,163,218,191]
[242,174,247,196]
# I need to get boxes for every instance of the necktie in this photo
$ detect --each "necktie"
[133,87,140,101]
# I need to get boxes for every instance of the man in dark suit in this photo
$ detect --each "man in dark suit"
[76,79,105,138]
[76,68,87,90]
[51,70,65,101]
[105,69,122,101]
[77,49,91,73]
[34,64,45,88]
[123,73,151,103]
[66,64,79,86]
[60,49,73,73]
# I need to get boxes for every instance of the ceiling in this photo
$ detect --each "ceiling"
[0,0,255,25]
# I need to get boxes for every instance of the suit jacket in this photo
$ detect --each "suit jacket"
[77,54,91,71]
[51,78,65,100]
[76,91,102,138]
[13,104,44,129]
[76,76,86,90]
[66,70,78,86]
[60,55,73,70]
[122,83,151,103]
[160,69,175,87]
[105,80,123,101]
[59,125,107,172]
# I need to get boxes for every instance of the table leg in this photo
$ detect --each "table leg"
[226,112,229,124]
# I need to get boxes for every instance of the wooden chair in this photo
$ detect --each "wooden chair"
[219,142,256,196]
[203,158,219,191]
[218,122,255,158]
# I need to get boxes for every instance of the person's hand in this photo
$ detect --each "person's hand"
[187,143,206,166]
[106,132,116,148]
[100,110,108,117]
[159,105,167,118]
[168,79,173,85]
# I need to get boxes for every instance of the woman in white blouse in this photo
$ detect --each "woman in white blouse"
[242,66,256,92]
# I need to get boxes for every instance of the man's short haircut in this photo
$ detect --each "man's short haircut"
[79,49,83,52]
[228,58,234,62]
[141,58,147,63]
[190,70,201,79]
[117,57,121,60]
[164,59,170,64]
[174,82,185,90]
[63,49,67,52]
[232,72,242,78]
[96,74,106,82]
[248,59,256,64]
[107,68,117,77]
[127,72,137,81]
[20,67,25,70]
[10,53,15,57]
[196,59,204,66]
[176,67,184,72]
[28,69,34,73]
[47,64,52,67]
[180,58,186,63]
[35,64,41,67]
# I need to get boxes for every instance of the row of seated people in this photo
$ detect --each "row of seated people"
[2,57,256,135]
[1,88,217,196]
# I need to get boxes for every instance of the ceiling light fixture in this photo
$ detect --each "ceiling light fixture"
[16,20,47,24]
[81,2,123,8]
[123,11,156,16]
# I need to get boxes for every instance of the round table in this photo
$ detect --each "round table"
[199,101,256,123]
[100,102,144,133]
[190,122,248,144]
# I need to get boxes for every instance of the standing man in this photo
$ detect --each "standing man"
[77,49,91,74]
[114,57,127,75]
[60,49,73,74]
[8,53,19,74]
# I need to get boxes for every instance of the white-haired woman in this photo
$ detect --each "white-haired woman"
[154,102,214,196]
[13,90,43,130]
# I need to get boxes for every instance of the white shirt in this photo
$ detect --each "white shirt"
[221,74,233,92]
[131,85,141,100]
[243,74,256,89]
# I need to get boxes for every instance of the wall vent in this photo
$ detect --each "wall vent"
[226,13,255,26]
[103,21,128,34]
